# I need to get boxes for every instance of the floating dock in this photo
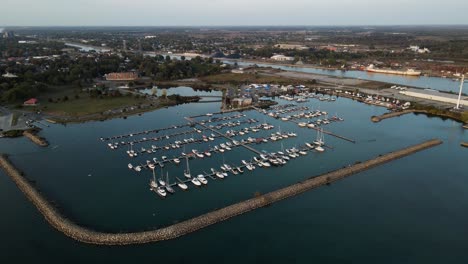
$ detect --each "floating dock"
[0,139,442,245]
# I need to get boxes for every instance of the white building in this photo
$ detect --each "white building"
[270,55,294,61]
[409,45,430,53]
[400,89,468,107]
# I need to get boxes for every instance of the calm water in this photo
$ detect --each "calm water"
[230,61,464,93]
[1,88,467,263]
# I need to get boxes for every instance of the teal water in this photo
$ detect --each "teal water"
[0,88,467,263]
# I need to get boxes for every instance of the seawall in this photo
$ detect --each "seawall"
[0,139,442,245]
[23,130,49,147]
[371,110,416,122]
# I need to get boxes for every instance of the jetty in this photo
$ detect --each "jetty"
[23,130,48,147]
[461,142,468,148]
[0,139,442,245]
[371,110,416,122]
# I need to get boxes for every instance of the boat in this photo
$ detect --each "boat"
[173,158,181,164]
[305,142,314,148]
[237,167,244,174]
[134,166,142,172]
[299,150,307,155]
[231,168,239,175]
[298,122,307,127]
[128,163,133,169]
[191,177,202,186]
[149,169,158,190]
[158,168,166,186]
[156,187,167,197]
[176,177,188,190]
[197,174,208,185]
[184,157,191,178]
[366,64,421,76]
[164,172,175,194]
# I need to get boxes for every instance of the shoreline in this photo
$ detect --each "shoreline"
[0,139,442,245]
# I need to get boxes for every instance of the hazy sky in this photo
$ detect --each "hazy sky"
[1,0,467,26]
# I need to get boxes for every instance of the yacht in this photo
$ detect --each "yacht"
[197,174,208,185]
[134,166,142,172]
[128,163,133,170]
[156,187,167,198]
[191,177,202,186]
[176,177,188,190]
[173,158,181,164]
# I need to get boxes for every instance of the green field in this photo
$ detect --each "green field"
[39,96,147,116]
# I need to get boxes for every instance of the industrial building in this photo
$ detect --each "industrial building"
[399,89,468,107]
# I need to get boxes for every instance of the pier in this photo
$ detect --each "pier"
[185,117,262,155]
[23,130,49,147]
[461,142,468,148]
[0,139,442,245]
[371,110,416,122]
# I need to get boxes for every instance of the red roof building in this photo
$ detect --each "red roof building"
[24,98,38,106]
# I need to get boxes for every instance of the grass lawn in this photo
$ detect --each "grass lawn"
[38,96,147,116]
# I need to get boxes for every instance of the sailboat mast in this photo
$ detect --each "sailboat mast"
[456,74,465,109]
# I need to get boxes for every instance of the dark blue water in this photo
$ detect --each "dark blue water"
[0,92,467,263]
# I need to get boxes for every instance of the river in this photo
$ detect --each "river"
[0,87,467,263]
[229,61,464,93]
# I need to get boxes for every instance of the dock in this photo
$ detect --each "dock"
[185,117,262,155]
[0,139,443,245]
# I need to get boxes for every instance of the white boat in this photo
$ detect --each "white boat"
[315,146,325,152]
[191,177,202,186]
[261,161,271,167]
[149,169,158,189]
[299,150,307,155]
[134,166,142,172]
[173,158,181,164]
[237,167,244,173]
[176,177,188,190]
[215,171,225,179]
[305,142,314,148]
[197,174,208,185]
[298,122,307,127]
[204,151,211,157]
[128,163,133,169]
[165,172,175,194]
[156,187,167,197]
[183,156,192,178]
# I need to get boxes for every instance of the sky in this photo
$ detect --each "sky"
[1,0,468,26]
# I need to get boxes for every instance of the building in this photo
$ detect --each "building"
[408,45,430,54]
[231,98,252,107]
[105,72,139,81]
[1,72,18,78]
[2,31,14,39]
[270,55,294,61]
[400,89,468,107]
[276,44,308,50]
[24,98,38,106]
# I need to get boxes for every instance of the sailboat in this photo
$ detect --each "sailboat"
[315,129,325,152]
[149,168,158,190]
[184,156,191,178]
[158,168,166,186]
[165,172,175,194]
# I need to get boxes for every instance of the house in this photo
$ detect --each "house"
[24,98,38,106]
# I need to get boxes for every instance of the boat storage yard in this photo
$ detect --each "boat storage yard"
[100,94,350,198]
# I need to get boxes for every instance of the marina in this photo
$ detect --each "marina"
[0,139,442,245]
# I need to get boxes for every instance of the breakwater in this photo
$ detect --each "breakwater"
[23,130,49,147]
[0,139,442,245]
[371,110,416,122]
[461,142,468,148]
